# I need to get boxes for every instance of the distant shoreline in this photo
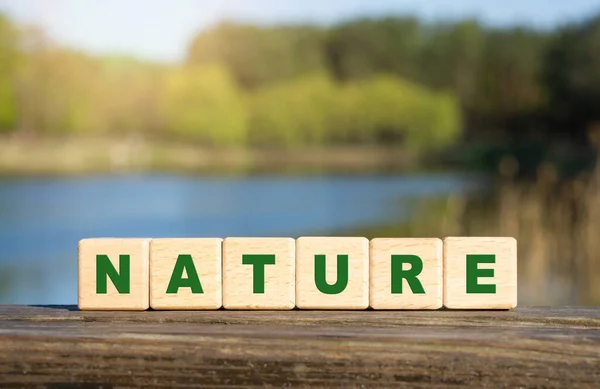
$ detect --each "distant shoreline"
[0,135,423,176]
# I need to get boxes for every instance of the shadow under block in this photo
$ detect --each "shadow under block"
[222,237,295,310]
[369,238,443,310]
[296,237,369,309]
[443,237,517,309]
[78,238,151,311]
[150,238,222,310]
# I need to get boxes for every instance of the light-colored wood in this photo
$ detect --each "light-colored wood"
[222,237,295,310]
[370,238,442,309]
[150,238,222,310]
[78,238,150,310]
[443,237,517,309]
[296,236,369,309]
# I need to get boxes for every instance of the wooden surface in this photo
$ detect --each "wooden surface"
[0,306,598,388]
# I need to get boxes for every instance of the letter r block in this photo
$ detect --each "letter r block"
[370,238,442,309]
[78,238,151,310]
[443,237,517,309]
[222,237,295,309]
[150,238,222,310]
[296,237,369,309]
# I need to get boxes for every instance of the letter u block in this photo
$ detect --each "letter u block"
[443,237,517,309]
[370,238,443,309]
[296,237,369,309]
[222,237,295,309]
[78,238,151,310]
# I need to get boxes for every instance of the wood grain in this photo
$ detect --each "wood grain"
[444,237,517,309]
[222,237,295,309]
[296,236,369,309]
[0,306,598,388]
[150,238,222,310]
[78,238,151,310]
[370,238,443,309]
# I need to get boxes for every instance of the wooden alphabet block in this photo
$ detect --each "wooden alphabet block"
[78,238,150,310]
[296,237,369,309]
[370,238,442,309]
[222,237,295,310]
[150,238,222,310]
[443,237,517,309]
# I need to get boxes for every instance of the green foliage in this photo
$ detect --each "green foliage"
[248,73,462,149]
[162,64,247,146]
[187,21,326,89]
[1,9,599,151]
[343,75,461,148]
[248,73,339,147]
[543,16,600,139]
[0,14,19,131]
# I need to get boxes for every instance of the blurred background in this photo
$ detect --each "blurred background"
[0,0,599,306]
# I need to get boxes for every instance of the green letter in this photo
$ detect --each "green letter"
[96,254,130,294]
[242,254,276,293]
[466,254,496,293]
[391,255,425,294]
[166,254,203,294]
[314,254,348,294]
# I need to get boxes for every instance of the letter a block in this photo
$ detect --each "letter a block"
[443,237,517,309]
[370,238,442,309]
[222,237,295,309]
[150,238,222,310]
[78,238,151,310]
[296,237,369,309]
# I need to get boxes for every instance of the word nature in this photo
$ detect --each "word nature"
[78,237,517,310]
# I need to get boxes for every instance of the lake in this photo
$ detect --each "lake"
[0,172,484,304]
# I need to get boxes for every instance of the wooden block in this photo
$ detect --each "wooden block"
[78,238,150,310]
[222,237,295,310]
[150,238,222,310]
[443,237,517,309]
[369,238,442,310]
[296,237,369,309]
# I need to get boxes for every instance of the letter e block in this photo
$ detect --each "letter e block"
[150,238,222,310]
[296,237,368,309]
[443,237,517,309]
[78,238,151,310]
[370,238,442,309]
[222,237,295,309]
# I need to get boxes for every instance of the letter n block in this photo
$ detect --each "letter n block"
[150,238,222,310]
[370,238,442,309]
[443,237,517,309]
[296,237,369,309]
[222,237,295,309]
[78,238,151,310]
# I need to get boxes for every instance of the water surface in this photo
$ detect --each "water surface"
[0,172,482,304]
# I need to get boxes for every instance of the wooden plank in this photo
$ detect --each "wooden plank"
[0,306,598,388]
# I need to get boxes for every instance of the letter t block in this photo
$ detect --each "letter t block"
[443,237,517,309]
[222,237,295,309]
[78,238,151,310]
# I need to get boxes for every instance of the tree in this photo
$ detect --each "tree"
[162,64,247,145]
[543,16,600,142]
[187,21,326,90]
[0,13,19,131]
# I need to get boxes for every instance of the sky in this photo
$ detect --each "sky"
[1,0,599,63]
